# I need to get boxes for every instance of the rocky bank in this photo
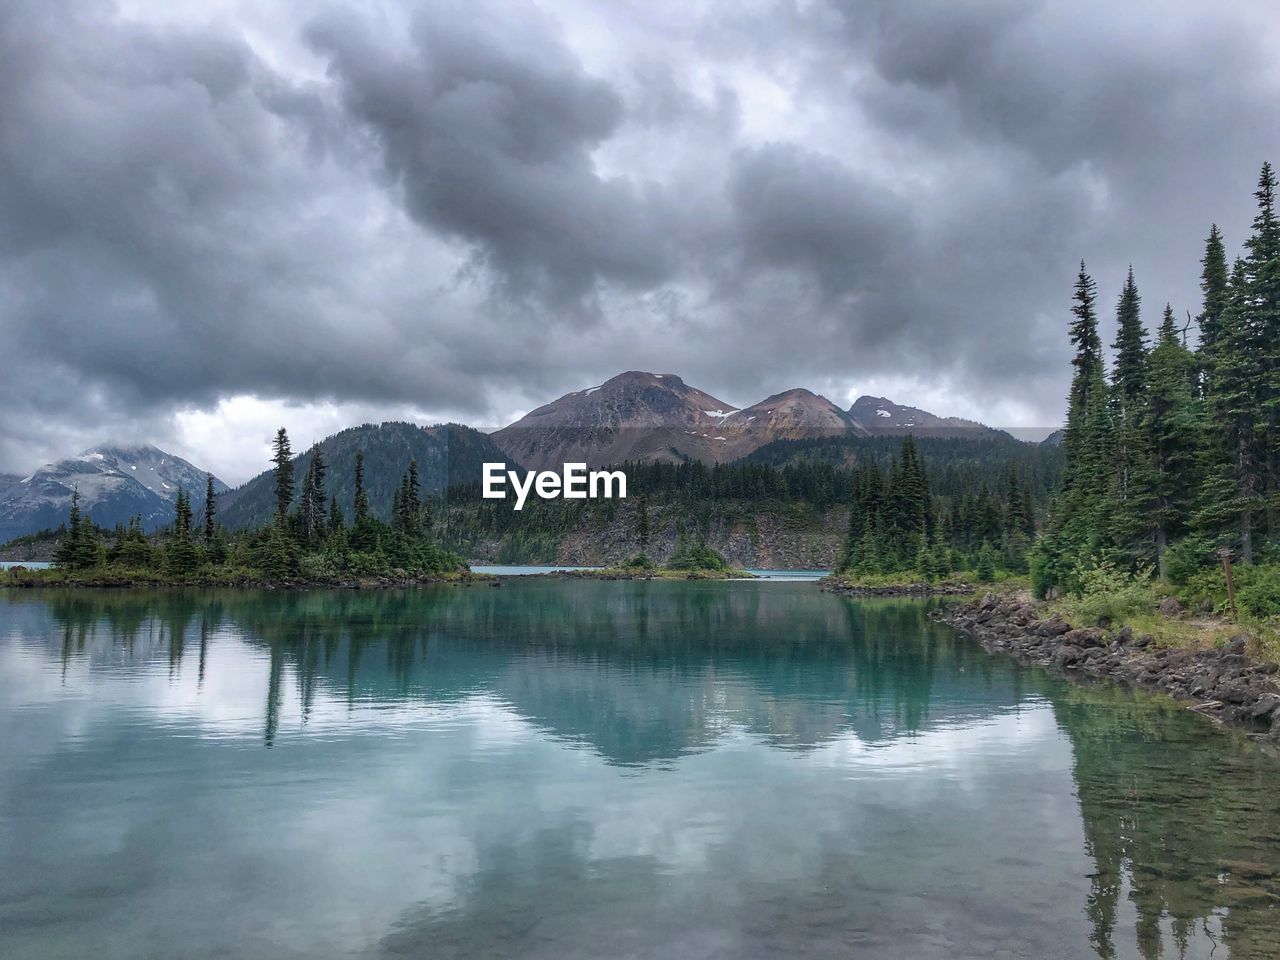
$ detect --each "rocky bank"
[819,576,976,597]
[938,592,1280,743]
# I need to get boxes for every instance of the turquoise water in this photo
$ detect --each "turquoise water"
[1,581,1277,959]
[471,565,829,580]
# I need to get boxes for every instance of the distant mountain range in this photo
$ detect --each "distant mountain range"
[0,372,1019,544]
[491,371,1004,470]
[0,445,227,544]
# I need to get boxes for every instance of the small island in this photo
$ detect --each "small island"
[4,433,471,590]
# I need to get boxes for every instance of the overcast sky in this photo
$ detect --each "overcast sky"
[3,0,1279,484]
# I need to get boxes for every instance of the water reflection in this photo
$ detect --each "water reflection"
[1,583,1278,959]
[1054,684,1280,959]
[21,584,1026,760]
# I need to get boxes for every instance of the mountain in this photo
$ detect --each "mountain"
[218,421,511,530]
[846,396,993,437]
[491,372,745,470]
[1041,428,1066,447]
[728,388,868,449]
[0,445,227,544]
[493,372,997,469]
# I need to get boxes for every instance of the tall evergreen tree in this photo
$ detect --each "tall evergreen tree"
[1068,262,1104,411]
[166,488,200,574]
[1110,266,1148,409]
[1197,224,1229,362]
[1107,268,1154,562]
[1146,305,1204,577]
[1244,162,1280,539]
[1198,258,1265,562]
[1036,265,1114,592]
[53,488,101,570]
[271,427,294,522]
[350,450,378,552]
[204,473,217,546]
[299,446,328,545]
[353,450,370,524]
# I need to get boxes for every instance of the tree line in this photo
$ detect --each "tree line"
[52,427,463,580]
[834,435,1037,581]
[1033,162,1280,602]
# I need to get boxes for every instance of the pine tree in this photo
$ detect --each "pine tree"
[1244,162,1280,540]
[1197,224,1229,363]
[353,450,370,523]
[1068,262,1104,411]
[203,473,216,546]
[1110,266,1148,409]
[1146,305,1204,578]
[166,488,200,574]
[53,488,101,570]
[109,516,152,568]
[298,446,328,546]
[404,460,421,535]
[1036,264,1113,593]
[271,427,294,521]
[53,489,84,569]
[976,541,997,582]
[350,450,378,552]
[1198,258,1265,562]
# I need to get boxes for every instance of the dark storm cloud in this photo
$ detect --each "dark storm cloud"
[1,0,1279,475]
[305,4,679,311]
[729,143,910,300]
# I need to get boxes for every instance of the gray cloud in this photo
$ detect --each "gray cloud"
[1,0,1279,478]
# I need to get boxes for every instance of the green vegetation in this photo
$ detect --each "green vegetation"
[440,444,1058,567]
[831,434,1037,583]
[12,429,466,586]
[1032,162,1280,644]
[665,535,732,572]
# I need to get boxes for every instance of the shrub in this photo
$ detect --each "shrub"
[1162,536,1216,586]
[1235,564,1280,619]
[666,539,730,571]
[1062,559,1156,625]
[975,541,997,582]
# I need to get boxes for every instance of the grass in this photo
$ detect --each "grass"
[1045,565,1280,661]
[823,568,1029,590]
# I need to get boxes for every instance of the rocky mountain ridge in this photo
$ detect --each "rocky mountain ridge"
[0,445,227,544]
[493,371,1004,469]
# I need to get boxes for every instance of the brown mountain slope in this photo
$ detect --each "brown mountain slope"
[492,373,999,470]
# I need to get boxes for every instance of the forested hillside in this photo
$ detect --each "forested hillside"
[219,422,509,531]
[1032,162,1280,615]
[438,446,1057,568]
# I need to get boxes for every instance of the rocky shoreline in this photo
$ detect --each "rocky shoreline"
[937,592,1280,743]
[819,576,976,598]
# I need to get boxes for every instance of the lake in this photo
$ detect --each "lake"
[1,580,1277,959]
[470,565,830,580]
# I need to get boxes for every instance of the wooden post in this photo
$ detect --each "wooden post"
[1219,547,1237,621]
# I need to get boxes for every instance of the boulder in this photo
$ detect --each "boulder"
[1157,596,1185,617]
[1249,694,1280,720]
[1063,627,1106,648]
[1038,618,1073,637]
[1055,645,1085,667]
